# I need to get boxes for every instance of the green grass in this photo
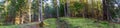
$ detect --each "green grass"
[0,22,41,28]
[0,17,120,28]
[60,17,99,28]
[44,18,57,28]
[44,17,120,28]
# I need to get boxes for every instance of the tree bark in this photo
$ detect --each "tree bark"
[64,0,69,17]
[38,0,44,27]
[102,0,111,21]
[28,0,32,23]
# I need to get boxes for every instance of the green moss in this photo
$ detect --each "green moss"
[0,18,120,28]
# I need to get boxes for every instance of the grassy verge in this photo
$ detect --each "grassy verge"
[44,17,120,28]
[0,17,120,28]
[43,18,57,28]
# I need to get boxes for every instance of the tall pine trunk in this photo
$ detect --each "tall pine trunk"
[102,0,111,21]
[38,0,44,27]
[28,0,32,23]
[64,0,69,17]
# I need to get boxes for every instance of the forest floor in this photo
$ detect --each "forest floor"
[0,22,40,28]
[0,17,120,28]
[44,17,120,28]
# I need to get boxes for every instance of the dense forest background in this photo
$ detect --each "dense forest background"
[0,0,120,28]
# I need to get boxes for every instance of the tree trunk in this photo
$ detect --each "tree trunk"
[28,0,32,23]
[64,0,69,17]
[83,0,88,18]
[102,0,111,21]
[38,0,44,27]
